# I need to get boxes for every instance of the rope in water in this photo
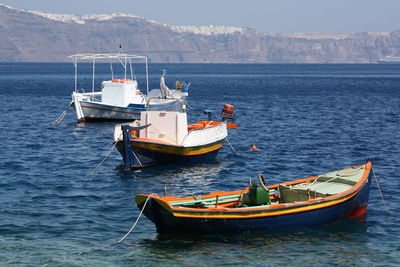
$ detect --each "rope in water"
[371,164,389,214]
[87,135,120,176]
[225,138,237,153]
[53,100,74,124]
[118,193,158,243]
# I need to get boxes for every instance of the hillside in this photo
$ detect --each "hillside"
[1,3,399,63]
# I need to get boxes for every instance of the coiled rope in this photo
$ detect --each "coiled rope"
[118,193,158,243]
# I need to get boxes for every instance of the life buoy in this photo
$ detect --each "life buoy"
[112,79,131,83]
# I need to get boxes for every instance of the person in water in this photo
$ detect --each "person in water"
[250,142,261,151]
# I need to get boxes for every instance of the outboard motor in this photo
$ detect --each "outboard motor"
[221,104,235,122]
[241,174,271,206]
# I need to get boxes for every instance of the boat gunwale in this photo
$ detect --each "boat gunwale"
[79,98,180,109]
[138,162,372,218]
[127,135,226,149]
[130,141,224,156]
[187,121,226,132]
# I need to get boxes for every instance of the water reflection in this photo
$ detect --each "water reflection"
[136,219,373,265]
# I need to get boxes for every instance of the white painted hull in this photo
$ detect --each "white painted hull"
[73,98,182,123]
[182,122,228,147]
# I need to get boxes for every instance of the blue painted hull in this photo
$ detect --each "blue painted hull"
[138,170,372,234]
[116,139,224,168]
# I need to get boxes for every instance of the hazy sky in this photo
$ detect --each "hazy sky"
[2,0,400,33]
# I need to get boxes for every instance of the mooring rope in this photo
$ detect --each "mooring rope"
[371,165,389,214]
[183,100,201,117]
[225,138,237,153]
[131,149,143,167]
[53,100,74,124]
[118,193,158,243]
[87,138,120,176]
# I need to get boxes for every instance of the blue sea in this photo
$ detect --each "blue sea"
[0,63,399,266]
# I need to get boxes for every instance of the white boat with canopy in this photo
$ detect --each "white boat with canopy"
[69,53,188,123]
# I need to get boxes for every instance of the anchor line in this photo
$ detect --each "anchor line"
[180,98,201,117]
[225,138,237,153]
[131,149,143,167]
[87,134,121,176]
[54,100,74,124]
[118,193,158,243]
[371,164,389,214]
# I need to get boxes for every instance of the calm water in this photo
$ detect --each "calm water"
[0,63,399,266]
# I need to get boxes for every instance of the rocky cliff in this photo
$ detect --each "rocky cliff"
[1,3,399,63]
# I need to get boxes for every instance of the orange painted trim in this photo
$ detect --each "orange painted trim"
[111,79,132,83]
[132,138,175,146]
[131,139,225,156]
[187,121,222,131]
[172,186,367,219]
[143,162,372,219]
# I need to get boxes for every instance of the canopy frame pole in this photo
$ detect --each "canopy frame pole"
[145,57,149,95]
[124,55,127,80]
[92,58,96,94]
[109,59,114,80]
[73,58,78,92]
[129,58,135,81]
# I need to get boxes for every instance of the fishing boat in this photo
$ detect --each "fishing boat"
[135,161,372,234]
[69,53,188,123]
[113,105,236,170]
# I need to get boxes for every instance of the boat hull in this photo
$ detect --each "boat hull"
[74,100,181,123]
[116,139,225,168]
[136,163,372,234]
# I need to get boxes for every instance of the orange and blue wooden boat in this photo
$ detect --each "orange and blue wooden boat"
[135,161,372,234]
[114,107,235,169]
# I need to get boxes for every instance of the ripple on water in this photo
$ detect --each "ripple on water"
[0,63,399,265]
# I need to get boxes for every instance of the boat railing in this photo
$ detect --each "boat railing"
[145,96,185,111]
[69,53,150,95]
[73,91,102,102]
[76,92,102,96]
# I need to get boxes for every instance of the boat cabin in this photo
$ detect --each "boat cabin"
[101,79,144,107]
[139,111,188,145]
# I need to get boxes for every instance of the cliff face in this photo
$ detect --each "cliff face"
[1,4,399,63]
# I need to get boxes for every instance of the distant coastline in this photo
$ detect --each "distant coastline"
[377,56,400,64]
[0,3,399,63]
